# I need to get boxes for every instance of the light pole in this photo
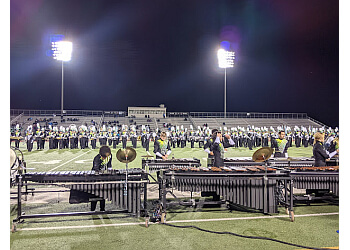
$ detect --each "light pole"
[52,41,73,119]
[217,48,235,118]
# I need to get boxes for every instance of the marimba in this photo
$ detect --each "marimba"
[142,158,201,173]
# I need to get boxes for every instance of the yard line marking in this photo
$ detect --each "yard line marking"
[16,212,338,231]
[48,149,92,171]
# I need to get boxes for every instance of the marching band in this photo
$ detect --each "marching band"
[10,123,339,157]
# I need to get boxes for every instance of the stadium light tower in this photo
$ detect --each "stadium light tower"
[217,48,235,118]
[52,41,73,119]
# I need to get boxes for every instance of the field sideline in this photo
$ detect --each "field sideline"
[10,141,339,250]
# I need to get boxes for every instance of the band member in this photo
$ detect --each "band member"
[153,131,172,159]
[121,130,128,149]
[204,129,218,165]
[25,125,34,152]
[91,146,112,211]
[273,130,289,158]
[142,130,151,152]
[210,130,234,167]
[130,130,137,148]
[112,131,118,149]
[69,127,77,149]
[313,132,338,167]
[14,125,22,148]
[189,131,195,148]
[64,127,70,149]
[89,126,97,149]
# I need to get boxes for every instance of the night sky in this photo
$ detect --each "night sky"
[10,0,339,127]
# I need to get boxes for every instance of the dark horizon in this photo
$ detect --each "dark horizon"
[10,0,339,127]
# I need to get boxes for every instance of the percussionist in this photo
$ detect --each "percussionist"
[313,132,338,167]
[153,131,172,159]
[90,145,112,211]
[210,130,234,167]
[68,145,112,211]
[273,130,289,158]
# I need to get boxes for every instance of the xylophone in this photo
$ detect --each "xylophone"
[13,169,148,226]
[158,166,293,215]
[142,158,201,173]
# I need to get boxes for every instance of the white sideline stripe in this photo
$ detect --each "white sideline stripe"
[16,212,338,231]
[49,150,92,171]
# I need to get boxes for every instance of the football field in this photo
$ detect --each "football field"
[10,141,339,250]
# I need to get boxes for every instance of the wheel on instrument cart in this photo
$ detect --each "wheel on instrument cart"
[289,210,295,222]
[11,222,17,233]
[161,212,166,223]
[286,208,295,222]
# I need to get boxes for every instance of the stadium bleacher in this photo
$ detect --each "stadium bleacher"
[10,109,327,133]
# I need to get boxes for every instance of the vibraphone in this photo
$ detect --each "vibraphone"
[13,169,148,227]
[288,166,339,197]
[158,166,293,216]
[142,158,201,173]
[222,157,315,168]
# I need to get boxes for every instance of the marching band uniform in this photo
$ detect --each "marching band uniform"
[180,131,186,148]
[170,132,177,148]
[14,129,21,148]
[107,128,113,147]
[121,130,128,149]
[153,137,172,159]
[69,130,76,149]
[189,131,195,148]
[57,131,64,149]
[210,134,234,167]
[130,131,137,148]
[313,141,338,167]
[144,131,151,152]
[295,131,301,148]
[273,137,289,158]
[25,126,34,152]
[112,131,118,149]
[204,137,215,164]
[35,129,41,150]
[89,129,97,149]
[247,131,253,150]
[48,127,55,149]
[64,128,70,149]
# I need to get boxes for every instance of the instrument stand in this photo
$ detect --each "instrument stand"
[124,162,128,196]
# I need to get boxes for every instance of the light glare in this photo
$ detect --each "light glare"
[218,49,235,68]
[52,41,73,61]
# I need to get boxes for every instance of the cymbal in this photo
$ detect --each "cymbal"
[141,155,154,158]
[116,147,137,163]
[252,147,274,162]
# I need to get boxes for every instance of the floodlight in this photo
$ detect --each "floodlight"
[217,49,235,68]
[52,41,73,61]
[217,48,235,118]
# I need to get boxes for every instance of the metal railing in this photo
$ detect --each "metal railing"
[10,109,126,117]
[11,109,328,128]
[188,112,308,119]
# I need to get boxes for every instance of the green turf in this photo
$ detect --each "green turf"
[11,141,339,250]
[10,204,339,250]
[14,140,314,172]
